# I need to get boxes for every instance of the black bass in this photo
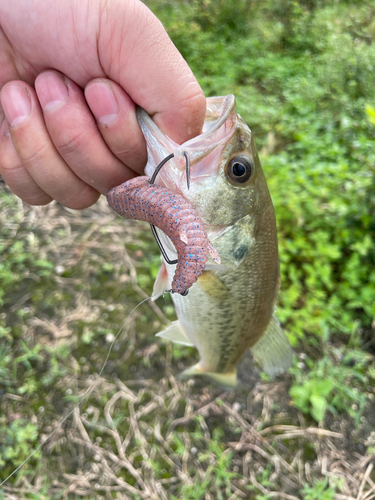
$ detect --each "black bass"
[109,95,292,388]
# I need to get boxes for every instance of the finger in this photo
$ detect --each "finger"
[98,0,206,144]
[1,0,206,143]
[0,115,52,205]
[35,70,140,191]
[84,78,147,174]
[1,0,206,145]
[0,82,100,208]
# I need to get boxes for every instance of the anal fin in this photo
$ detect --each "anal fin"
[250,315,293,376]
[156,320,194,346]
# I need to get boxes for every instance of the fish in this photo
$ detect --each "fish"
[108,95,292,389]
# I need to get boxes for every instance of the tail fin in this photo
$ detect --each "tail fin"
[250,315,293,376]
[178,363,237,390]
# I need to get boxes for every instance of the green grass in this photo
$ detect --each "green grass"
[289,347,374,423]
[1,0,375,498]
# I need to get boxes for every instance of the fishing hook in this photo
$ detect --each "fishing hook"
[150,151,191,273]
[150,151,190,189]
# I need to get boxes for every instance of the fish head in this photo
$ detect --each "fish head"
[138,95,273,228]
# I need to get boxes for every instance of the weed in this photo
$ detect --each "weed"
[171,429,238,500]
[0,418,40,477]
[289,348,374,423]
[301,477,344,500]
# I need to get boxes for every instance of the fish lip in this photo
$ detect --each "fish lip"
[137,95,238,195]
[136,94,236,150]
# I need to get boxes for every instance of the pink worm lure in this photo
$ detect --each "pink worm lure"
[107,177,215,295]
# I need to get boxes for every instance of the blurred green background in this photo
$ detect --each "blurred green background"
[1,0,375,498]
[147,0,375,344]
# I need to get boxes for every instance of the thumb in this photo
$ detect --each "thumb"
[97,0,206,144]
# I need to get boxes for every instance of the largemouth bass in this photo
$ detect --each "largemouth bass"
[108,95,292,388]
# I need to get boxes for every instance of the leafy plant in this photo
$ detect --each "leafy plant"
[290,377,334,422]
[0,418,40,472]
[171,429,238,500]
[289,348,373,423]
[301,477,343,500]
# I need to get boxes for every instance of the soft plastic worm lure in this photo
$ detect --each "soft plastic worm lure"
[107,155,216,295]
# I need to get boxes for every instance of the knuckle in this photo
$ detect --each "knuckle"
[18,142,50,168]
[0,160,23,175]
[54,129,86,158]
[112,139,140,159]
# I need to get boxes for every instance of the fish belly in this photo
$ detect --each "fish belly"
[172,282,238,373]
[168,262,272,374]
[161,206,282,377]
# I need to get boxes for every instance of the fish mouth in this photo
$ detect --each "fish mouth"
[137,94,236,152]
[136,95,238,194]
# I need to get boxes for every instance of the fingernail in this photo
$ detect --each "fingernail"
[1,84,31,127]
[85,82,119,126]
[36,71,68,111]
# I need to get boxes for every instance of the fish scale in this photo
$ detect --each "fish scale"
[124,95,293,388]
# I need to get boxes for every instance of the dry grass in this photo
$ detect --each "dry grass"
[1,189,375,500]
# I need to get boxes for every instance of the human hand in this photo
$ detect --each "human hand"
[0,0,205,208]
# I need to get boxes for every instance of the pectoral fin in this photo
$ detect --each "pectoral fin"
[152,261,169,301]
[198,271,231,300]
[250,315,293,376]
[208,242,221,264]
[156,320,194,346]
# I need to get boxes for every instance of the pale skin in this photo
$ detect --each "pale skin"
[0,0,206,209]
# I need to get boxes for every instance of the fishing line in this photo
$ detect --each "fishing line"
[0,293,159,488]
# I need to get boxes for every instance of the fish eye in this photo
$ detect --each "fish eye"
[226,155,254,184]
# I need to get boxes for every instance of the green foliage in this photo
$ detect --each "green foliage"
[246,464,275,496]
[171,429,238,500]
[289,348,374,423]
[0,418,40,470]
[267,114,375,343]
[0,328,70,481]
[0,203,55,308]
[147,0,375,344]
[301,477,344,500]
[290,377,334,422]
